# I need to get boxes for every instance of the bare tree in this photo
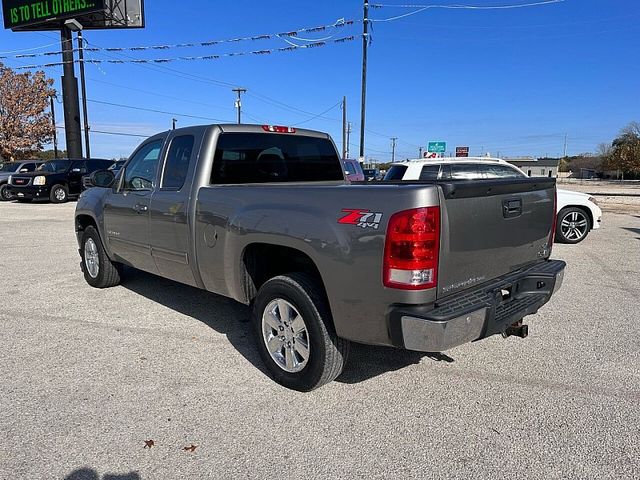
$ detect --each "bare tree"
[0,63,56,161]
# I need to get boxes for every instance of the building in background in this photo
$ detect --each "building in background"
[503,157,560,177]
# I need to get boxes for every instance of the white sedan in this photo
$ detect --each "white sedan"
[384,158,602,244]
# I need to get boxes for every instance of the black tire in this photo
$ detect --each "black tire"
[0,183,13,201]
[80,226,122,288]
[555,207,591,244]
[50,184,69,203]
[251,273,350,391]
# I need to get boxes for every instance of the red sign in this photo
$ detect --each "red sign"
[455,146,469,158]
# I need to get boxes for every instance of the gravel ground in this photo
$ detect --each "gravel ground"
[1,201,639,480]
[558,180,640,213]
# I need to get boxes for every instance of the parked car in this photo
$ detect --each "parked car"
[384,157,602,244]
[8,158,114,203]
[341,158,365,181]
[362,168,379,181]
[76,124,564,391]
[82,160,126,190]
[0,160,43,201]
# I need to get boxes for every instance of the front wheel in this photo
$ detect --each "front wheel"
[80,226,122,288]
[50,184,68,203]
[0,184,13,201]
[556,207,591,244]
[251,273,350,391]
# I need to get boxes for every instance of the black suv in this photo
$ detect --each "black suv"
[8,158,114,203]
[0,160,43,201]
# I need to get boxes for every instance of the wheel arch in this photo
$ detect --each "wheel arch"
[240,243,329,306]
[559,204,593,231]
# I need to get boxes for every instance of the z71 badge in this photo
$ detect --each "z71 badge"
[338,209,383,229]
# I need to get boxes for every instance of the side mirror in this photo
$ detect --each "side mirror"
[90,169,116,188]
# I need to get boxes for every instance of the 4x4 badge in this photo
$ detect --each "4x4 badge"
[338,209,383,229]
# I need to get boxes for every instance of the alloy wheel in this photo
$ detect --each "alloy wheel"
[560,211,588,241]
[261,298,310,373]
[84,238,100,279]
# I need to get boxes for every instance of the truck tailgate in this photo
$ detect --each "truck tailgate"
[436,178,556,299]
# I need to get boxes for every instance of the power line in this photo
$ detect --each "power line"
[292,100,343,126]
[6,18,355,59]
[86,99,233,122]
[55,125,149,138]
[0,41,60,56]
[370,0,564,23]
[12,35,358,70]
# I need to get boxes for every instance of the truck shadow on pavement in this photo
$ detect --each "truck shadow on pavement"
[120,268,455,386]
[65,467,140,480]
[623,227,640,237]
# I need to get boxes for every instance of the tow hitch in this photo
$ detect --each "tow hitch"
[502,320,529,339]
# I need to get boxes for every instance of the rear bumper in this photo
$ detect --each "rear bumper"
[8,185,51,199]
[389,260,566,352]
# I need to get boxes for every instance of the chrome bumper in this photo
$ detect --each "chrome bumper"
[392,259,566,352]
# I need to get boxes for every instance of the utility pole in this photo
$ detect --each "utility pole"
[391,137,397,163]
[342,96,347,159]
[359,0,369,160]
[60,25,83,159]
[418,147,422,159]
[172,118,177,130]
[346,122,352,159]
[563,133,568,158]
[50,95,59,159]
[76,29,90,159]
[232,87,246,124]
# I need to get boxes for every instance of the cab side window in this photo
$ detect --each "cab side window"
[450,163,480,180]
[479,164,525,179]
[161,135,194,190]
[21,163,37,172]
[123,140,163,191]
[71,161,87,174]
[419,165,441,180]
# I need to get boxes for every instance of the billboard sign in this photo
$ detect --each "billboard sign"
[3,0,143,31]
[456,146,469,157]
[427,141,446,153]
[2,0,105,29]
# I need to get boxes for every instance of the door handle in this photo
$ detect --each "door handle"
[502,199,522,218]
[134,204,148,213]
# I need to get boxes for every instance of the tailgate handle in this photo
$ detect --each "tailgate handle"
[503,199,522,218]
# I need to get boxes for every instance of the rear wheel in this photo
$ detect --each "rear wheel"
[251,273,350,391]
[0,184,13,201]
[50,184,68,203]
[556,207,591,244]
[80,226,122,288]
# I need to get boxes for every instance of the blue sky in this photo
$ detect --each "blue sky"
[1,0,638,161]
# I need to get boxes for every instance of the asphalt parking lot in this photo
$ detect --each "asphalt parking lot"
[1,201,639,480]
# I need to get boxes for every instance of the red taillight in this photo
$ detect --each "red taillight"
[549,187,557,250]
[383,207,440,290]
[262,125,296,134]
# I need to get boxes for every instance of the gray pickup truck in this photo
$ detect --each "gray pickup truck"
[75,124,565,391]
